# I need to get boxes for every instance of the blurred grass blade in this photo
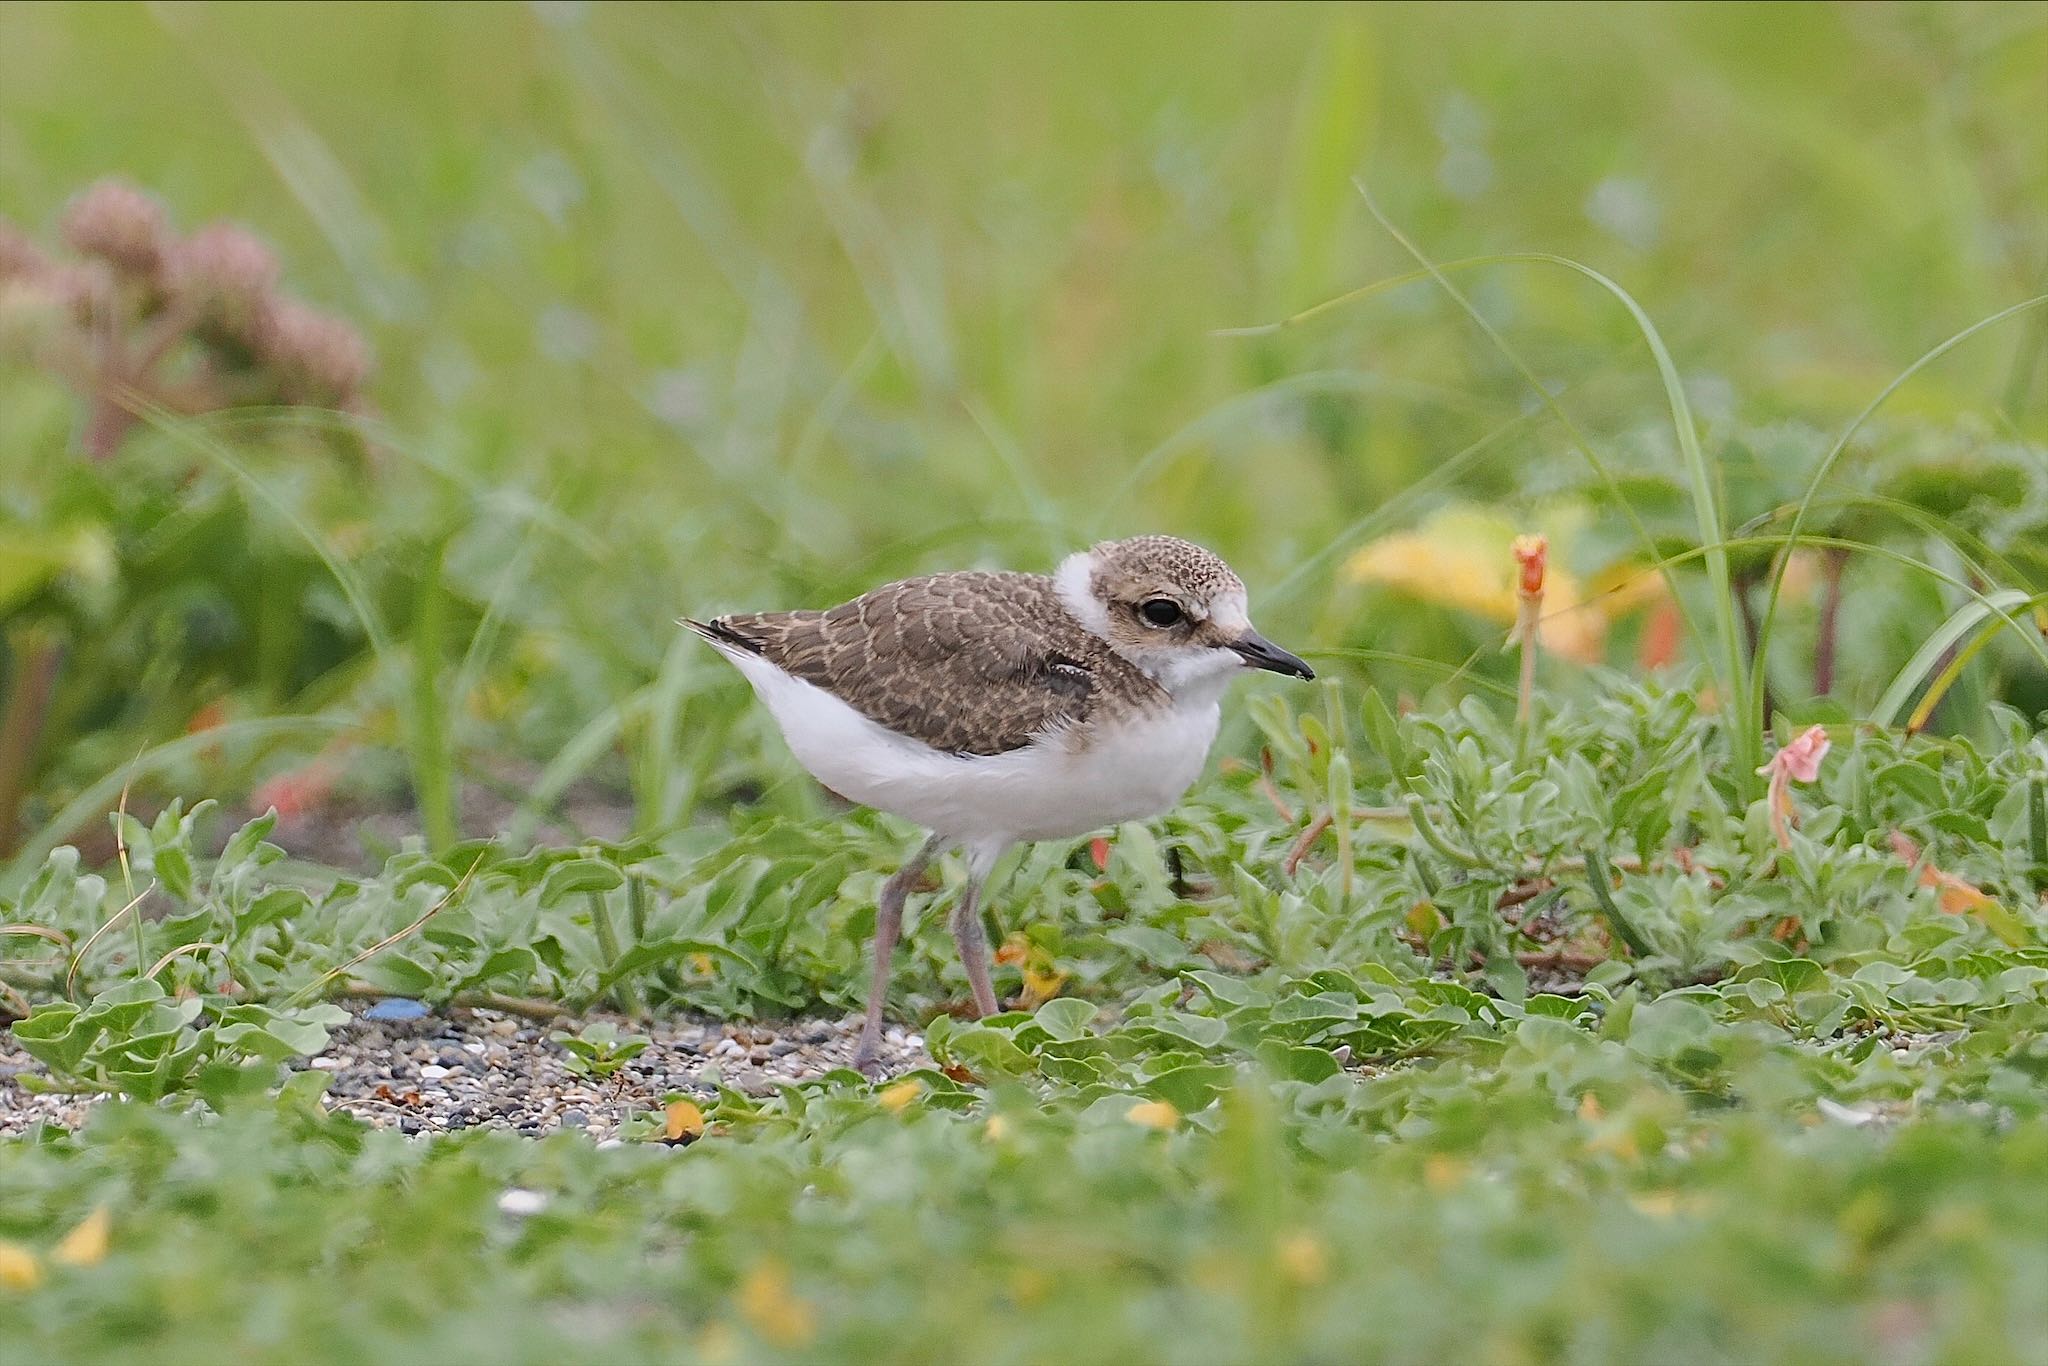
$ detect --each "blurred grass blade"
[1,717,352,896]
[1871,589,2033,730]
[1751,294,2048,743]
[1275,13,1375,311]
[411,537,459,851]
[1342,201,1749,780]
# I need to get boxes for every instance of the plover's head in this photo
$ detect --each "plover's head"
[1054,535,1314,694]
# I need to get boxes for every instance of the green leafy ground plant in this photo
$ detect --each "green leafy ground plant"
[4,683,2047,1361]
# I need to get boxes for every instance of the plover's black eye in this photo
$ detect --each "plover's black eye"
[1139,598,1184,628]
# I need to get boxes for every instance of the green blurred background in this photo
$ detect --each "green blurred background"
[1,1,2044,861]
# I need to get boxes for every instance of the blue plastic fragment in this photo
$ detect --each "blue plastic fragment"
[363,997,431,1021]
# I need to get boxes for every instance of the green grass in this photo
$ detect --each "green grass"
[5,2,2047,834]
[4,684,2048,1360]
[5,4,2048,1363]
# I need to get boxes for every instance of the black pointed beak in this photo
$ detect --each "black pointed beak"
[1229,630,1315,680]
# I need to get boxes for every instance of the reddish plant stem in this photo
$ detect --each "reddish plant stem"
[1813,546,1850,697]
[0,639,65,856]
[1283,811,1334,877]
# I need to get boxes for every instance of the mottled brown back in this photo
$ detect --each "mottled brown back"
[690,572,1165,756]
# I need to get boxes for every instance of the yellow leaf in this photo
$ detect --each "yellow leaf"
[1274,1231,1329,1286]
[0,1242,39,1291]
[1018,964,1068,1008]
[664,1100,706,1143]
[1345,505,1621,664]
[1423,1153,1466,1192]
[51,1206,108,1268]
[736,1260,816,1351]
[1125,1099,1180,1130]
[1630,1191,1681,1219]
[878,1079,923,1113]
[1405,900,1443,938]
[983,1114,1012,1142]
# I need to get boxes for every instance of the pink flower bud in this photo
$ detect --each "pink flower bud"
[257,297,373,403]
[60,179,169,281]
[0,219,49,283]
[176,223,280,335]
[1759,724,1830,784]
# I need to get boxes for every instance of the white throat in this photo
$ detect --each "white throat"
[1125,646,1242,704]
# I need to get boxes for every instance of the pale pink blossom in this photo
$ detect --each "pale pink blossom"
[1759,725,1831,847]
[1761,725,1831,783]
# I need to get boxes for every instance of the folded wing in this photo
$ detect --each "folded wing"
[692,572,1154,756]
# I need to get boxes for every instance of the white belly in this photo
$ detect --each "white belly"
[719,647,1220,843]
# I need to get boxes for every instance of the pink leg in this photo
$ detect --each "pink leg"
[851,834,943,1072]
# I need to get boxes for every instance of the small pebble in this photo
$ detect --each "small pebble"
[2,999,928,1139]
[498,1188,549,1217]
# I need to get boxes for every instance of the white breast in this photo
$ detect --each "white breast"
[714,645,1221,845]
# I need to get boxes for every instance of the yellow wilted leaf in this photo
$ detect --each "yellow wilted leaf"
[0,1242,39,1291]
[1126,1099,1180,1130]
[878,1079,923,1113]
[1018,963,1068,1008]
[1274,1231,1329,1286]
[1423,1153,1466,1192]
[664,1100,706,1143]
[1405,899,1443,938]
[51,1206,109,1268]
[1889,831,2028,945]
[1346,504,1638,664]
[983,1114,1013,1142]
[736,1259,815,1350]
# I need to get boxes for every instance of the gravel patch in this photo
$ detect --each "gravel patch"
[1,1001,930,1139]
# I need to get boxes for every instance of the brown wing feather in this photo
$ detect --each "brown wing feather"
[695,572,1160,755]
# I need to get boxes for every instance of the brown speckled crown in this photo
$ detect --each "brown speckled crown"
[1087,536,1243,604]
[688,572,1168,757]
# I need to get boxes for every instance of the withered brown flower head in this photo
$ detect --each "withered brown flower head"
[0,219,50,283]
[258,296,373,403]
[60,179,169,282]
[47,260,115,328]
[176,223,280,335]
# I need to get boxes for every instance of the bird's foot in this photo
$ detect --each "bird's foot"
[850,1027,886,1077]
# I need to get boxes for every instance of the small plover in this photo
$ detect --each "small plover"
[686,534,1312,1068]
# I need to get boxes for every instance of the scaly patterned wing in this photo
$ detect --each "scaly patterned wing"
[692,572,1150,756]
